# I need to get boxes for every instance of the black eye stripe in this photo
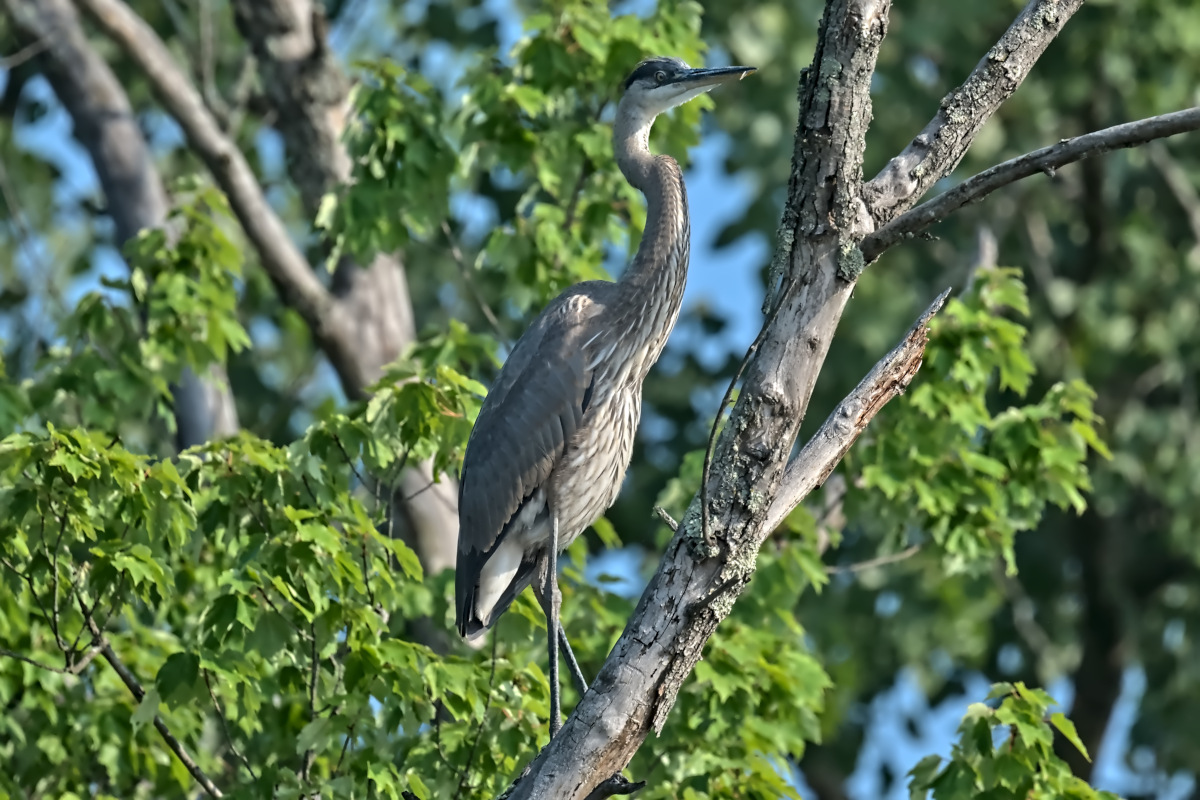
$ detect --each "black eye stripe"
[622,57,687,91]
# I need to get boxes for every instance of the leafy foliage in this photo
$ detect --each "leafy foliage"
[907,682,1119,800]
[846,268,1109,574]
[0,0,1161,798]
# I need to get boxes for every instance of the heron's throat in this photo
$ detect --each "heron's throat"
[609,106,690,381]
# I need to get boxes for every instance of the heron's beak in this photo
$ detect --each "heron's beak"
[673,65,757,90]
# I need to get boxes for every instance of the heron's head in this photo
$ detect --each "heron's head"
[618,56,756,119]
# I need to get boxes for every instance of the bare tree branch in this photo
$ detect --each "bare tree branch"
[72,0,366,391]
[505,2,894,796]
[863,107,1200,263]
[0,36,49,67]
[762,289,949,534]
[828,545,922,575]
[6,0,240,447]
[203,669,259,781]
[863,0,1086,226]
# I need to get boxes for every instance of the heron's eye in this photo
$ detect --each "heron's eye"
[655,71,667,84]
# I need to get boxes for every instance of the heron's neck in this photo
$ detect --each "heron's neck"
[606,107,690,380]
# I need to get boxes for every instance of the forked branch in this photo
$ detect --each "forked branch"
[763,289,950,533]
[71,0,361,391]
[862,107,1200,263]
[863,0,1086,224]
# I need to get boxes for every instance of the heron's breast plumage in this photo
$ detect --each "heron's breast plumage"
[550,381,642,546]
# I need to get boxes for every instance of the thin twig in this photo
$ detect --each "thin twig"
[442,220,506,340]
[78,599,224,797]
[50,507,69,650]
[0,37,50,68]
[700,274,797,551]
[332,432,371,490]
[203,669,259,780]
[863,106,1200,262]
[0,555,57,648]
[0,643,104,675]
[300,622,319,782]
[197,0,222,119]
[453,634,500,799]
[995,562,1054,660]
[334,721,356,774]
[560,159,594,237]
[652,506,677,532]
[826,544,921,575]
[400,478,440,504]
[258,589,310,640]
[359,527,377,607]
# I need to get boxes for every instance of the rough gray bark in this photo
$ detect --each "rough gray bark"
[762,288,949,534]
[506,0,1110,796]
[863,106,1200,263]
[5,0,240,447]
[862,0,1086,225]
[228,0,457,575]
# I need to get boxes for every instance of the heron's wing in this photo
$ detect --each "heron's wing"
[455,284,610,626]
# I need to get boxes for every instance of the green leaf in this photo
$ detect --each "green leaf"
[295,716,335,755]
[250,611,292,659]
[908,754,942,797]
[156,652,200,707]
[1050,712,1090,762]
[131,687,160,732]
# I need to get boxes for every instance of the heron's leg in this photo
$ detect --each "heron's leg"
[545,513,562,738]
[558,625,589,696]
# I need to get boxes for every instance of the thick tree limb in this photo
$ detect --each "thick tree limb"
[505,3,892,797]
[71,0,372,394]
[762,289,948,534]
[862,107,1200,263]
[6,0,239,446]
[862,0,1085,225]
[228,0,458,577]
[505,0,1095,793]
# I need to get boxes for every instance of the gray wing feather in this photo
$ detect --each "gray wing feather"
[455,283,611,627]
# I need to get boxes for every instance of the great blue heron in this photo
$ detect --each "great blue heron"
[455,56,755,736]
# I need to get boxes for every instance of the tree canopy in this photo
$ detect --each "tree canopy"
[1,0,1199,798]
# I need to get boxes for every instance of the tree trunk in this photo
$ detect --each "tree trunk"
[5,0,240,447]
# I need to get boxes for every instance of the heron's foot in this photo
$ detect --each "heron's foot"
[584,774,646,800]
